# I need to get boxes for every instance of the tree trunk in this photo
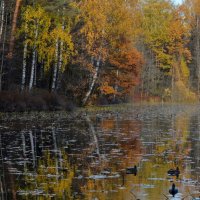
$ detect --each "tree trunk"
[0,12,7,92]
[82,57,100,106]
[113,69,119,101]
[8,0,22,58]
[56,18,65,91]
[196,15,200,96]
[0,0,5,41]
[56,40,63,91]
[29,49,36,91]
[33,52,37,87]
[51,39,59,91]
[29,21,38,91]
[21,25,28,91]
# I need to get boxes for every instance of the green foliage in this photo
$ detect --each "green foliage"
[141,0,191,71]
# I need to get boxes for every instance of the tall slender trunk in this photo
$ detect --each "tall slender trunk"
[171,62,175,101]
[114,69,119,101]
[56,19,65,91]
[0,13,7,92]
[21,24,28,91]
[0,0,5,41]
[51,39,59,91]
[29,49,36,91]
[29,21,38,91]
[40,60,44,80]
[8,0,22,58]
[196,16,200,97]
[82,57,100,106]
[33,52,37,87]
[56,40,63,91]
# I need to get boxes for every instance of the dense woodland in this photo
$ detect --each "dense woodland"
[0,0,200,111]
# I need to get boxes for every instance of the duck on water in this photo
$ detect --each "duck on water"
[126,165,137,176]
[169,183,178,197]
[168,167,180,178]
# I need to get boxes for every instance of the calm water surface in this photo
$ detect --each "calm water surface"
[0,104,200,200]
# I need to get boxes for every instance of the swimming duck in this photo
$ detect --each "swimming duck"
[169,183,178,197]
[126,165,137,176]
[167,167,180,178]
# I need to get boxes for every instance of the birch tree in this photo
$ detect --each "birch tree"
[77,0,142,105]
[77,0,108,105]
[0,8,7,92]
[48,22,74,92]
[0,0,5,41]
[20,5,51,91]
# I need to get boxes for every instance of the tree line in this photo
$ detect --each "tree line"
[0,0,200,109]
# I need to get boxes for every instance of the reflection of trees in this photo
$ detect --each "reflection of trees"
[0,122,86,200]
[0,133,7,200]
[134,111,194,199]
[189,115,200,185]
[1,108,199,200]
[81,116,143,200]
[17,150,74,199]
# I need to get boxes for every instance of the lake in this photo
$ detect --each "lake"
[0,104,200,199]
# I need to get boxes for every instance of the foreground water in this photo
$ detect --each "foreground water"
[0,104,200,200]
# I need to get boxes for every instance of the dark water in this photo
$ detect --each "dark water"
[0,104,200,200]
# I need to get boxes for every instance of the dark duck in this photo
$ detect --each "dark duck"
[169,183,178,197]
[167,167,180,178]
[126,165,137,176]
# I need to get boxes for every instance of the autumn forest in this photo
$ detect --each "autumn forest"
[0,0,200,111]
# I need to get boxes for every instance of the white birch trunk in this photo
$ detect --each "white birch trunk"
[82,57,100,106]
[56,8,66,91]
[21,26,28,91]
[29,49,36,91]
[51,39,59,91]
[33,52,37,87]
[29,21,38,91]
[0,0,4,41]
[56,40,63,90]
[0,11,6,92]
[197,16,200,96]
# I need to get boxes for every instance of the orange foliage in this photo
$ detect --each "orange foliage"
[109,43,143,75]
[99,41,143,96]
[99,82,116,95]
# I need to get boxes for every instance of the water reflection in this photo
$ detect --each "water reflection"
[0,105,200,199]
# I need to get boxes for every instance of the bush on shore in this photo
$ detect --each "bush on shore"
[0,91,76,112]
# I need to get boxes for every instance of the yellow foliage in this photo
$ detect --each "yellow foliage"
[180,57,190,84]
[19,4,74,71]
